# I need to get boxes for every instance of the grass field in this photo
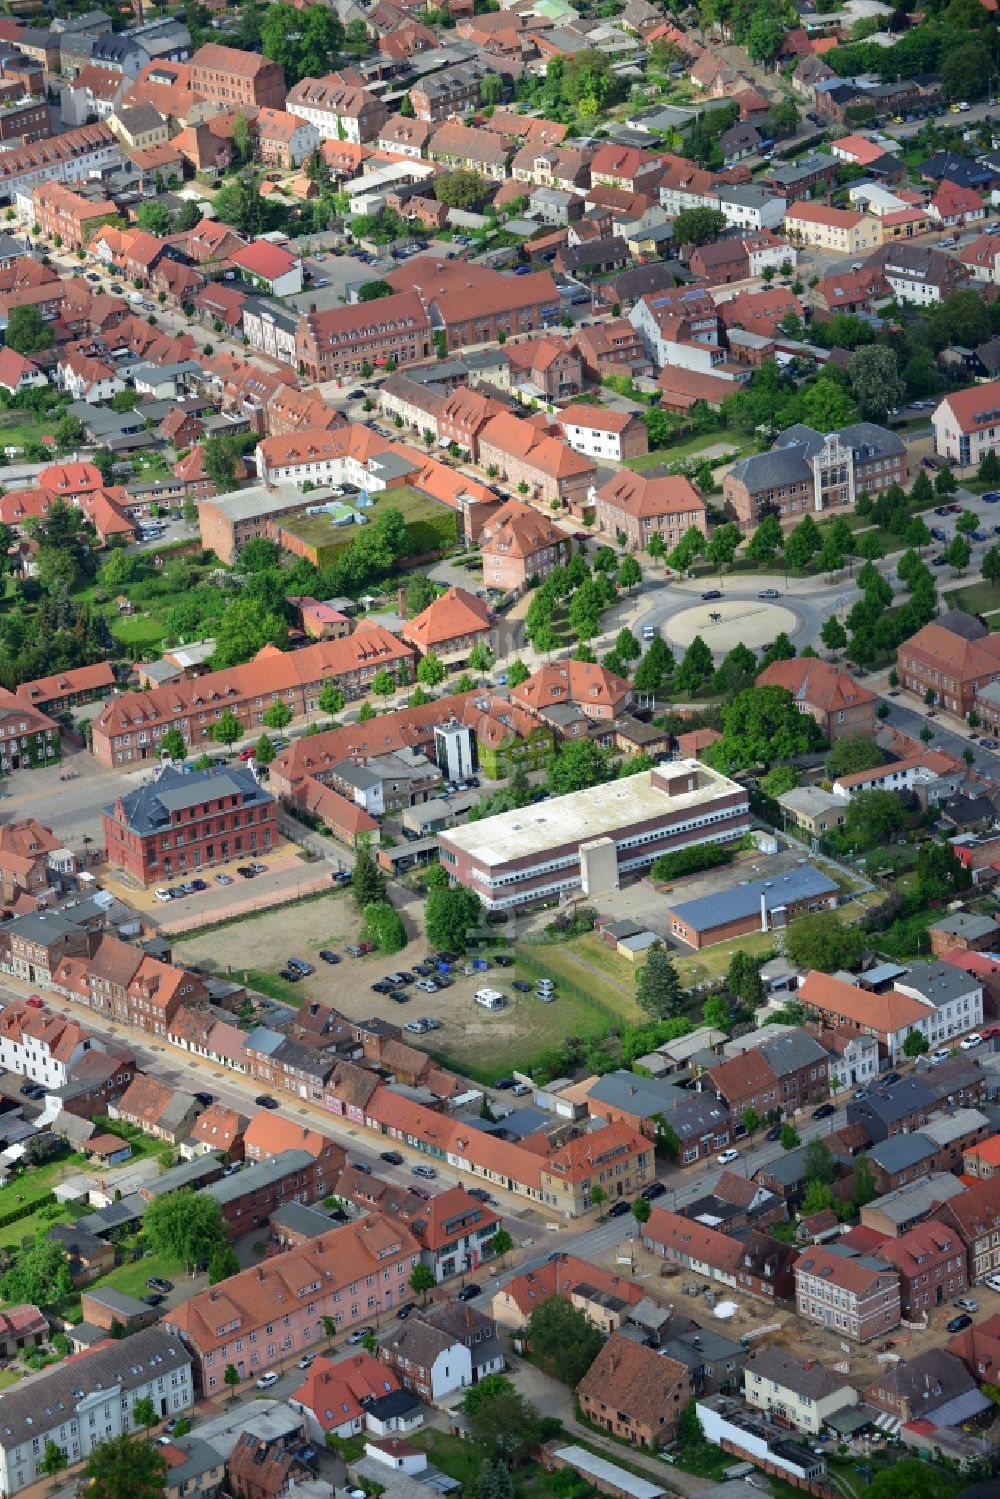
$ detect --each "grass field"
[0,412,57,450]
[0,1369,22,1390]
[942,580,1000,618]
[94,1248,186,1301]
[282,486,457,565]
[625,435,751,473]
[111,612,170,651]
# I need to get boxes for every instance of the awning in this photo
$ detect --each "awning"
[922,1389,991,1427]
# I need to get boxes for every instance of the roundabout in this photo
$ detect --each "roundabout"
[657,596,803,654]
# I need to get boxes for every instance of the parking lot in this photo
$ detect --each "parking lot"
[173,900,583,1080]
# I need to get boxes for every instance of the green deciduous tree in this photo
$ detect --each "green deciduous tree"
[463,1380,542,1465]
[707,685,823,773]
[779,1123,800,1150]
[826,735,883,778]
[83,1433,167,1499]
[546,739,611,795]
[784,911,863,972]
[263,699,292,730]
[417,652,445,687]
[852,1152,876,1208]
[211,708,242,746]
[845,788,906,850]
[5,304,53,355]
[142,1189,226,1270]
[674,635,714,694]
[434,169,489,209]
[0,1239,72,1307]
[425,884,483,952]
[637,945,685,1019]
[224,1364,240,1402]
[848,345,905,423]
[208,1245,239,1284]
[903,1029,929,1058]
[526,1294,605,1386]
[364,900,406,954]
[318,681,346,716]
[820,616,848,655]
[409,1262,436,1303]
[672,207,727,246]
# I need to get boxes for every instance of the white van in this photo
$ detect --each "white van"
[474,988,505,1010]
[642,625,658,641]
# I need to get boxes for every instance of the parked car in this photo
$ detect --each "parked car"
[717,1148,739,1166]
[319,949,340,964]
[494,1077,515,1090]
[147,1277,173,1293]
[961,1033,983,1050]
[956,1297,979,1313]
[191,878,208,892]
[215,873,233,885]
[947,1314,972,1333]
[255,1094,279,1108]
[154,887,172,902]
[287,958,314,976]
[512,980,532,992]
[812,1103,836,1120]
[194,1091,213,1107]
[256,1371,279,1389]
[468,1187,493,1203]
[765,1123,783,1141]
[930,1048,952,1064]
[607,1200,631,1217]
[457,1283,481,1301]
[144,1293,165,1307]
[380,1150,404,1165]
[641,1181,666,1200]
[346,1327,372,1345]
[351,1161,372,1175]
[279,967,302,982]
[397,1302,418,1319]
[494,954,514,967]
[981,1025,1000,1040]
[412,1164,437,1179]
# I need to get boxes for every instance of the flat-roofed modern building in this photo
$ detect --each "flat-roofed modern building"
[437,761,750,910]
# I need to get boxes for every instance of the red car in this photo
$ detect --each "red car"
[26,996,43,1009]
[239,747,255,761]
[981,1026,1000,1041]
[359,941,376,954]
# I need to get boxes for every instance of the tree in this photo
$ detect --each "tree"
[637,945,685,1019]
[425,884,483,951]
[848,345,904,423]
[469,640,494,674]
[746,513,783,567]
[917,840,972,901]
[133,1396,157,1430]
[935,464,958,496]
[202,437,238,496]
[365,900,406,954]
[817,532,844,578]
[702,993,733,1033]
[240,537,279,573]
[846,788,906,850]
[212,708,241,746]
[464,1382,541,1465]
[546,739,610,795]
[83,1433,167,1499]
[358,278,393,302]
[208,1245,239,1284]
[462,1374,516,1417]
[590,1184,607,1209]
[263,699,292,730]
[675,635,714,693]
[40,1439,66,1483]
[957,509,979,536]
[784,513,820,569]
[618,555,642,591]
[820,616,848,655]
[159,726,186,761]
[213,169,264,238]
[941,39,992,105]
[727,949,764,1009]
[490,1228,514,1265]
[866,1463,951,1499]
[435,169,489,209]
[826,735,883,778]
[506,659,530,688]
[742,1106,760,1140]
[143,1189,226,1270]
[137,201,172,236]
[224,1364,240,1402]
[785,910,863,971]
[904,515,931,551]
[746,12,786,61]
[804,1138,834,1186]
[409,1262,436,1303]
[477,1464,514,1499]
[706,684,823,773]
[852,1152,876,1208]
[802,1178,833,1216]
[480,72,504,107]
[353,839,387,909]
[318,681,346,715]
[614,627,641,662]
[672,207,727,246]
[979,449,1000,483]
[903,1029,928,1058]
[632,1196,651,1226]
[417,652,445,687]
[5,304,53,355]
[371,667,397,701]
[779,1123,800,1150]
[0,1239,72,1307]
[526,1295,605,1386]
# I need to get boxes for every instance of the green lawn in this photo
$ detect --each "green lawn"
[244,969,304,1008]
[281,486,457,565]
[0,1200,78,1255]
[0,412,57,450]
[111,612,170,652]
[0,1369,22,1390]
[94,1248,187,1300]
[626,436,751,473]
[941,580,1000,617]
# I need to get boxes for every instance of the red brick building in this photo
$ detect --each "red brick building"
[876,1219,968,1315]
[755,658,877,742]
[103,764,277,886]
[188,43,286,110]
[295,293,432,381]
[899,610,1000,720]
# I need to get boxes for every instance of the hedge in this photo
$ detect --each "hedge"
[650,843,734,882]
[0,1191,55,1231]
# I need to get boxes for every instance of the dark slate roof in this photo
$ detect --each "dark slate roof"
[868,1132,935,1172]
[848,1075,936,1127]
[107,763,273,834]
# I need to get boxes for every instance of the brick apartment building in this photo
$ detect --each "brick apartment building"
[0,98,49,146]
[203,1149,324,1237]
[188,43,286,110]
[724,422,908,529]
[295,293,432,380]
[402,586,496,669]
[794,1246,901,1343]
[387,262,560,352]
[102,764,278,885]
[578,1334,691,1448]
[594,471,707,553]
[90,623,414,767]
[898,610,1000,719]
[876,1219,968,1314]
[478,498,570,594]
[755,658,877,741]
[477,411,595,510]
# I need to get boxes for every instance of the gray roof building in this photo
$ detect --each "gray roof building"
[868,1133,936,1175]
[106,764,273,837]
[896,961,983,1011]
[668,866,838,935]
[204,1148,314,1207]
[140,1154,222,1198]
[727,422,905,499]
[748,1346,855,1404]
[860,1173,966,1233]
[847,1076,937,1136]
[587,1071,687,1119]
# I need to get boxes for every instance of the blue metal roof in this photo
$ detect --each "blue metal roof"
[670,866,839,933]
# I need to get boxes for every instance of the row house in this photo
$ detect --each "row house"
[110,1073,203,1144]
[877,1219,968,1314]
[409,61,505,121]
[254,107,319,169]
[937,1178,1000,1283]
[0,816,63,905]
[393,261,560,352]
[0,122,120,205]
[477,410,595,511]
[571,318,650,383]
[642,1209,798,1301]
[402,585,496,669]
[628,287,722,373]
[243,1112,345,1198]
[295,292,432,381]
[90,622,414,767]
[0,1000,92,1091]
[427,122,510,181]
[578,1335,691,1449]
[165,1215,422,1392]
[379,1301,504,1403]
[286,77,388,143]
[794,1245,901,1344]
[203,1149,325,1238]
[511,143,591,192]
[555,405,647,464]
[30,181,116,250]
[5,908,97,988]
